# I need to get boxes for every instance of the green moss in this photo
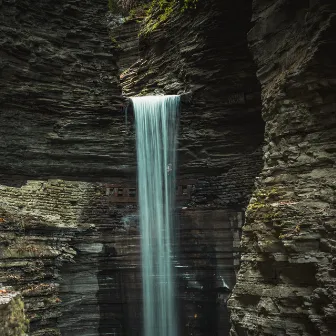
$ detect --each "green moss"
[126,3,149,20]
[8,296,29,335]
[180,0,199,11]
[246,187,284,223]
[254,187,282,201]
[138,88,151,96]
[140,0,199,35]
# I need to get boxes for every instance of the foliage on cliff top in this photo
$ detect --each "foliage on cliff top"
[140,0,199,35]
[109,0,198,12]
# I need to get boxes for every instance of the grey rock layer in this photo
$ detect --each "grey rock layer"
[0,0,133,179]
[229,1,336,335]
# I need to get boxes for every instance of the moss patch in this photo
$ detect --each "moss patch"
[140,0,199,35]
[0,293,29,336]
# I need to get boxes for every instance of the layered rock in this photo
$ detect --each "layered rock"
[0,0,133,179]
[113,1,265,334]
[229,1,336,335]
[0,179,142,336]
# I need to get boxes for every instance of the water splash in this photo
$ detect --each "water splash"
[131,95,180,336]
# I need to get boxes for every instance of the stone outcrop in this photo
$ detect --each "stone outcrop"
[229,1,336,335]
[0,288,28,336]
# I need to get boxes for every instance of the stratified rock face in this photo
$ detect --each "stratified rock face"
[0,179,141,336]
[229,1,336,335]
[115,0,265,334]
[0,1,265,336]
[0,288,28,336]
[0,0,135,179]
[118,0,265,210]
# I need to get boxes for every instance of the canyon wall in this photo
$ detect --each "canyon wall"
[115,0,265,334]
[0,0,132,180]
[229,1,336,335]
[4,0,334,335]
[0,0,138,335]
[0,179,141,336]
[0,0,265,335]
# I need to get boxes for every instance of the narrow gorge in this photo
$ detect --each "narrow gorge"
[0,0,335,336]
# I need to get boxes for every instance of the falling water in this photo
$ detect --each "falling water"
[131,95,180,336]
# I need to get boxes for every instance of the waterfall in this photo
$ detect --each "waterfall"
[131,95,180,336]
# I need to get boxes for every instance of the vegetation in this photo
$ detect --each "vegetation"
[107,0,200,35]
[139,0,199,35]
[108,0,200,20]
[180,0,199,11]
[111,0,199,12]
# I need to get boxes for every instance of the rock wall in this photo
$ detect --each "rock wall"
[0,0,335,335]
[0,176,245,336]
[229,1,336,335]
[0,0,267,334]
[0,288,29,336]
[0,0,133,179]
[0,179,142,336]
[113,0,265,334]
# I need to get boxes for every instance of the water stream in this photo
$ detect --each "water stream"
[131,95,180,336]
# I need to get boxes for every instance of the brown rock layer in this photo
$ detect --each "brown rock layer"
[0,179,141,336]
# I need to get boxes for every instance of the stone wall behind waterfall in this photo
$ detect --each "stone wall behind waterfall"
[0,176,246,336]
[0,0,265,335]
[115,0,265,334]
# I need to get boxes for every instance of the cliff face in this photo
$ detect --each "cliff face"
[2,0,335,336]
[0,0,139,335]
[118,0,265,208]
[0,1,265,335]
[114,0,265,334]
[229,1,336,335]
[0,0,133,179]
[0,178,142,336]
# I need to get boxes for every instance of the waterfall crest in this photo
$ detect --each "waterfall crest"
[131,95,180,336]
